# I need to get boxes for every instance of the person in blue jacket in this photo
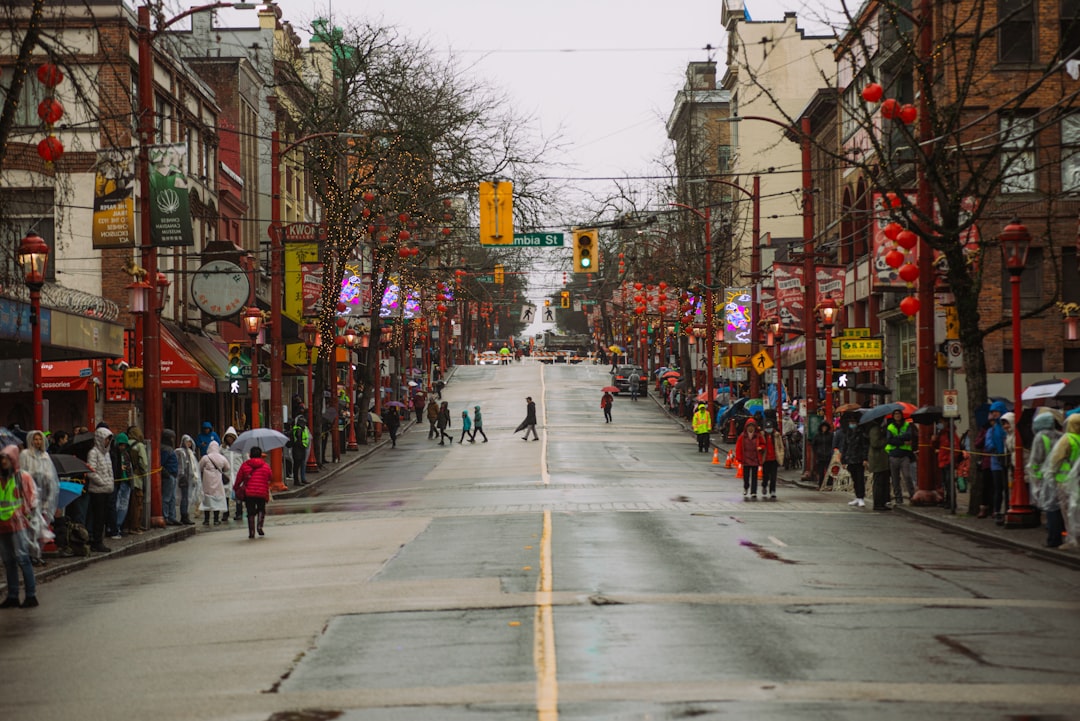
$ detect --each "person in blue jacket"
[984,400,1010,521]
[195,422,220,458]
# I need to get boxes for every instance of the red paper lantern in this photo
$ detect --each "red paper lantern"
[37,98,63,124]
[896,229,918,250]
[861,83,884,103]
[398,230,410,241]
[37,135,63,162]
[634,282,643,290]
[898,263,920,283]
[335,335,346,346]
[883,222,903,241]
[336,302,347,313]
[398,213,409,224]
[658,305,667,314]
[659,281,668,290]
[361,207,371,218]
[437,304,447,313]
[362,191,375,203]
[881,98,900,120]
[442,198,453,207]
[899,295,921,316]
[635,307,645,315]
[36,63,63,88]
[442,227,452,236]
[336,316,347,328]
[898,104,917,125]
[398,247,411,258]
[885,249,905,269]
[367,224,376,234]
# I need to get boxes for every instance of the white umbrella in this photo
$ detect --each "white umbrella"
[231,428,289,453]
[1021,379,1066,401]
[369,412,382,424]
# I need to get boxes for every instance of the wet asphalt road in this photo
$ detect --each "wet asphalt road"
[3,362,1080,721]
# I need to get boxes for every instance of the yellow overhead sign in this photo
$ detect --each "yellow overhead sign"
[479,180,513,245]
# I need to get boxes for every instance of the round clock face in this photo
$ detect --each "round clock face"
[191,260,250,318]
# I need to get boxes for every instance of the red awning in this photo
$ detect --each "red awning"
[40,360,95,391]
[161,328,216,393]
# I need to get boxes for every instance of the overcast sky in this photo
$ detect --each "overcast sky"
[250,0,840,335]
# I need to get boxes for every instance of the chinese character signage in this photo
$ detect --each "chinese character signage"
[839,337,883,360]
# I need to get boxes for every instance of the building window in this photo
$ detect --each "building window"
[999,0,1035,63]
[1062,0,1080,60]
[0,70,48,127]
[899,318,917,373]
[718,145,731,175]
[0,190,56,284]
[1065,348,1080,371]
[1000,115,1036,193]
[1003,348,1044,372]
[1064,247,1080,305]
[1063,114,1080,192]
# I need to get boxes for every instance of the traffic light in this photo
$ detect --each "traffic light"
[573,228,597,273]
[494,264,505,285]
[227,343,243,377]
[560,291,570,308]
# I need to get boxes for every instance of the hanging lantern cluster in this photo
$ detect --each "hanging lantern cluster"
[861,81,916,126]
[880,203,921,317]
[35,62,65,165]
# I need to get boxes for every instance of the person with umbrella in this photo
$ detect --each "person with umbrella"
[885,408,916,506]
[518,397,539,441]
[472,405,488,442]
[0,445,39,608]
[18,430,56,565]
[602,391,614,424]
[834,414,868,508]
[692,402,711,452]
[233,447,271,539]
[384,405,401,448]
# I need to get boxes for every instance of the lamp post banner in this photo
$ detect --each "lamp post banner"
[148,144,194,247]
[772,263,805,333]
[92,149,136,248]
[722,287,752,343]
[815,266,845,304]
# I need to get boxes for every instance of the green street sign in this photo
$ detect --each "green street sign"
[475,274,494,283]
[512,232,564,247]
[581,299,597,305]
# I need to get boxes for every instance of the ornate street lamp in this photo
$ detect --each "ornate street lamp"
[1000,219,1038,528]
[155,271,170,313]
[343,327,359,451]
[816,295,838,425]
[242,306,264,429]
[18,232,49,430]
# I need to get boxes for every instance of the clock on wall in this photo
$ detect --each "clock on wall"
[190,260,250,319]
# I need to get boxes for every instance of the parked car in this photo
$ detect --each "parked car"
[610,364,648,396]
[476,351,501,365]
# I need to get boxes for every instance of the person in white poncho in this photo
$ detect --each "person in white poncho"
[197,441,230,526]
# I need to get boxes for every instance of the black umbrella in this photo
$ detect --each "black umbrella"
[859,402,902,426]
[1054,378,1080,401]
[854,383,892,396]
[62,431,97,460]
[910,405,944,425]
[51,453,93,477]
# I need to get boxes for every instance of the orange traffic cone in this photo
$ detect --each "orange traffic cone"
[725,450,734,468]
[711,447,720,465]
[736,461,743,479]
[758,465,763,480]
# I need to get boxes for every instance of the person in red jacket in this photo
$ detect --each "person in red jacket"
[234,447,272,539]
[734,419,766,500]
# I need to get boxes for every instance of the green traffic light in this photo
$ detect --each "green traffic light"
[581,254,591,268]
[230,364,240,375]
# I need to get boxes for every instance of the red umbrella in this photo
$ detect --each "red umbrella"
[896,401,917,418]
[602,386,619,393]
[662,371,681,379]
[697,389,719,401]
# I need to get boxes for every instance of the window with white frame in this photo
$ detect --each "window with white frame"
[1000,115,1036,193]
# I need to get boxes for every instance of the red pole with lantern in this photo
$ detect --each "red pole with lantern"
[242,306,263,430]
[816,296,838,426]
[18,233,49,431]
[1001,219,1038,528]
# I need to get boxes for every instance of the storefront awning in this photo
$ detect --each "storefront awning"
[161,328,216,393]
[40,360,98,391]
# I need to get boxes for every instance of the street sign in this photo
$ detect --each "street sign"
[512,232,564,247]
[239,365,270,379]
[580,299,597,305]
[751,349,774,374]
[839,337,883,361]
[946,339,963,369]
[943,388,959,418]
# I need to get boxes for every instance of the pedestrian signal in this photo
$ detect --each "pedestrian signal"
[228,343,243,376]
[560,291,570,309]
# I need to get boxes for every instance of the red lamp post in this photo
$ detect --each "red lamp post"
[816,295,838,426]
[241,306,264,430]
[344,326,359,452]
[18,232,49,431]
[1000,219,1038,528]
[300,323,320,473]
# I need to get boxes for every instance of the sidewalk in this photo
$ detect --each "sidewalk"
[655,395,1080,572]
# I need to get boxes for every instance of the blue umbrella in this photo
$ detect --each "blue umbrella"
[57,481,85,509]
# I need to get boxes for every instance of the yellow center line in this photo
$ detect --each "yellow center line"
[534,509,558,720]
[539,364,550,485]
